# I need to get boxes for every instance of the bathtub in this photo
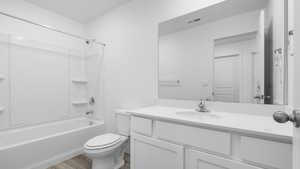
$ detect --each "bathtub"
[0,117,105,169]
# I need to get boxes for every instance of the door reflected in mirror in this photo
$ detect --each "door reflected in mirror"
[158,0,288,105]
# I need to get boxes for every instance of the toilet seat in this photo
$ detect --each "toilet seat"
[85,133,122,150]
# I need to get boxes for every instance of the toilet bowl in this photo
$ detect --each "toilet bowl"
[84,110,131,169]
[84,133,128,169]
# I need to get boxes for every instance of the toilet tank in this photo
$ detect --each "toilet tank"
[115,109,131,136]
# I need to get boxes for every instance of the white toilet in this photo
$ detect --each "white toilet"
[84,111,130,169]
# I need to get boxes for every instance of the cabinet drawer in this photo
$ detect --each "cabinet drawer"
[240,136,292,169]
[131,116,152,136]
[156,121,231,155]
[186,149,262,169]
[131,134,184,169]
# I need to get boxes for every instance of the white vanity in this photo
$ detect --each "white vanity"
[128,106,292,169]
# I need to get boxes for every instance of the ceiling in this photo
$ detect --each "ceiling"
[159,0,269,36]
[25,0,130,23]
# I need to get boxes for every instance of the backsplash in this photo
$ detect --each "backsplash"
[156,99,289,116]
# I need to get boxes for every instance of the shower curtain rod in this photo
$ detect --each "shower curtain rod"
[0,11,106,46]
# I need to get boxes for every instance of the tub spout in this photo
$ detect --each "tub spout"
[86,110,94,116]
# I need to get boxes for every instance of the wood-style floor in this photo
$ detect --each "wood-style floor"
[47,153,130,169]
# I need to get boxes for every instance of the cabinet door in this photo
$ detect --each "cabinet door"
[131,134,184,169]
[240,136,292,169]
[186,149,262,169]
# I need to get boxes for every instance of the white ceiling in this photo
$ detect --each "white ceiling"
[25,0,130,23]
[159,0,269,36]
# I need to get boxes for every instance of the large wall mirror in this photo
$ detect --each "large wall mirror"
[158,0,288,105]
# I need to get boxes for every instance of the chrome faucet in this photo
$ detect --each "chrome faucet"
[196,99,210,112]
[86,110,94,116]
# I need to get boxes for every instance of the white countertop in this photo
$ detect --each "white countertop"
[129,106,293,143]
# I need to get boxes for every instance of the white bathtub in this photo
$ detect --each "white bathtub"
[0,117,105,169]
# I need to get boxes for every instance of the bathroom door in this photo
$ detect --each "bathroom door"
[293,37,300,169]
[293,0,300,168]
[213,55,240,102]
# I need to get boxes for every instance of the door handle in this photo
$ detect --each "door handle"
[273,110,300,128]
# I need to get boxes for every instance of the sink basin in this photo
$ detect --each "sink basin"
[176,110,220,118]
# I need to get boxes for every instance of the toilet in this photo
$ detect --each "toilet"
[84,110,130,169]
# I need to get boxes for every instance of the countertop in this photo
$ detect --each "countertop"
[129,106,293,143]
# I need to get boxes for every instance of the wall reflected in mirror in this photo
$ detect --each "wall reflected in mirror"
[158,0,288,105]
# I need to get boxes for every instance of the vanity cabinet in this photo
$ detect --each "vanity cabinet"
[240,136,292,169]
[130,134,184,169]
[130,115,292,169]
[186,149,263,169]
[131,116,153,136]
[155,121,231,155]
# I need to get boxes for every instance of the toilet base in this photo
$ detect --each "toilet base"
[91,155,124,169]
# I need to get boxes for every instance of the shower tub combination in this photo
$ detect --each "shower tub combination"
[0,117,105,169]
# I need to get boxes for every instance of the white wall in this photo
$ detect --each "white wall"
[159,11,259,100]
[0,0,89,129]
[0,0,85,48]
[86,0,234,132]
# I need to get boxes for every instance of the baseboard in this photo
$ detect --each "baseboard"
[24,148,84,169]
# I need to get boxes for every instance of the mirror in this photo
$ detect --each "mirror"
[158,0,288,105]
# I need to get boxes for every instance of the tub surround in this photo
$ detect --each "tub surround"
[129,106,292,142]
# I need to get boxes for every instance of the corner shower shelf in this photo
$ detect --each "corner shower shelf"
[72,79,88,84]
[72,100,89,105]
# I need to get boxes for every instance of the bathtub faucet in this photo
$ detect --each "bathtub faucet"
[86,110,94,116]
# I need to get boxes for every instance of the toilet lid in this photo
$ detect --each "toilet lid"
[85,133,121,149]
